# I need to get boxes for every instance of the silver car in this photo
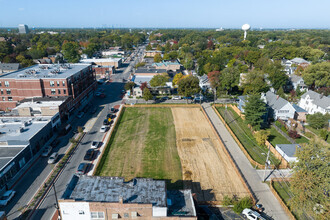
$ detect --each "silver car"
[48,152,58,164]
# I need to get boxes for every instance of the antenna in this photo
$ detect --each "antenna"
[242,24,251,40]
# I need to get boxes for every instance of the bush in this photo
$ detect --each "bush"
[320,129,329,141]
[307,113,327,129]
[233,197,253,214]
[222,195,235,206]
[288,130,301,139]
[280,126,287,133]
[275,120,283,128]
[305,132,314,139]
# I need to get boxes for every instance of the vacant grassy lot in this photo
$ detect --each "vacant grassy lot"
[96,107,182,189]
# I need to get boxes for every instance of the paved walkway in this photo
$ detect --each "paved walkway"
[202,103,289,220]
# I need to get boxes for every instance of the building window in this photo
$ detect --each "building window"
[1,89,3,95]
[278,110,289,113]
[4,81,9,87]
[6,89,11,95]
[58,89,61,94]
[50,81,55,87]
[57,81,60,86]
[63,89,66,94]
[51,89,56,95]
[124,213,129,218]
[8,97,12,101]
[62,81,65,86]
[19,158,26,168]
[2,97,5,101]
[91,212,105,219]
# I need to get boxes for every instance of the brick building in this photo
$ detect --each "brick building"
[59,176,196,220]
[0,64,96,113]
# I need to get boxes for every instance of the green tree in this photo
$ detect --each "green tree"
[307,113,328,129]
[164,42,171,52]
[244,94,267,130]
[220,66,240,94]
[241,71,269,94]
[154,53,162,62]
[143,88,153,101]
[289,138,329,219]
[303,62,330,88]
[146,44,152,51]
[124,81,135,93]
[62,42,80,63]
[134,62,146,69]
[255,130,270,146]
[177,75,200,97]
[149,73,169,87]
[277,87,285,99]
[83,43,99,58]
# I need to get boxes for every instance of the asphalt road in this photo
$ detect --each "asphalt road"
[2,46,144,220]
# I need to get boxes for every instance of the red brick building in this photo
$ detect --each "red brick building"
[0,64,96,112]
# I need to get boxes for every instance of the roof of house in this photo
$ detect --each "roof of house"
[301,90,330,109]
[62,175,166,207]
[276,144,300,157]
[290,58,311,64]
[0,63,20,71]
[292,104,307,113]
[152,60,180,67]
[238,95,247,102]
[199,74,209,84]
[264,91,290,110]
[289,74,305,84]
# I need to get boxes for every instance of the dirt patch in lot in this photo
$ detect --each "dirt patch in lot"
[171,107,249,201]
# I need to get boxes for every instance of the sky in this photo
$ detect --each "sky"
[0,0,329,29]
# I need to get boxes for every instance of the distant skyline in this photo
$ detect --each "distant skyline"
[0,0,329,29]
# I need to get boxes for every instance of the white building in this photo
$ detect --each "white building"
[262,91,296,120]
[289,74,308,91]
[18,24,29,34]
[298,90,330,114]
[275,144,300,163]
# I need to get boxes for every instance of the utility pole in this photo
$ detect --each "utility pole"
[53,182,61,219]
[263,144,271,182]
[213,87,217,104]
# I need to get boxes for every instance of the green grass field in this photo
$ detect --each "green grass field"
[267,127,291,146]
[95,107,183,189]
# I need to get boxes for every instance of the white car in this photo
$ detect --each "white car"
[41,146,53,157]
[100,125,107,133]
[47,152,58,164]
[0,190,16,206]
[172,96,181,100]
[242,208,266,220]
[91,141,99,149]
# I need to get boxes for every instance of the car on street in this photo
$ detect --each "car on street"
[0,190,16,206]
[110,107,116,113]
[76,112,84,118]
[95,92,101,97]
[103,119,109,125]
[91,141,99,149]
[84,149,95,161]
[121,90,126,94]
[50,139,60,148]
[100,125,108,132]
[76,163,89,175]
[161,96,169,100]
[241,208,266,220]
[41,146,53,157]
[172,96,181,100]
[47,152,58,164]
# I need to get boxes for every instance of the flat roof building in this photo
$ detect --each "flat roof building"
[59,175,196,219]
[80,58,122,68]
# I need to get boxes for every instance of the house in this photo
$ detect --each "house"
[152,60,181,72]
[198,74,211,92]
[59,175,196,220]
[290,57,311,66]
[0,63,20,74]
[237,95,247,113]
[292,104,308,122]
[282,58,311,75]
[298,90,330,114]
[289,74,308,91]
[262,91,296,120]
[145,50,162,57]
[275,144,300,163]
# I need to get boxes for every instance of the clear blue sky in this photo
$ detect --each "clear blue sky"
[0,0,329,29]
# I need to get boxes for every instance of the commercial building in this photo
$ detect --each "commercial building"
[80,58,122,68]
[0,63,96,114]
[92,65,115,80]
[0,63,20,74]
[145,50,162,57]
[0,116,55,193]
[152,60,181,72]
[18,24,29,34]
[59,175,196,220]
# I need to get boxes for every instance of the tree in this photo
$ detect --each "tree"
[83,42,99,58]
[140,82,148,91]
[288,130,301,139]
[143,88,153,101]
[241,71,269,94]
[149,73,169,87]
[172,73,185,86]
[135,62,146,69]
[289,138,329,219]
[146,44,152,51]
[164,42,171,53]
[244,94,267,130]
[277,87,285,99]
[124,81,135,93]
[62,42,80,63]
[208,71,221,89]
[264,61,288,91]
[154,53,162,62]
[307,113,328,129]
[177,76,200,97]
[220,67,240,94]
[303,62,330,88]
[255,130,270,146]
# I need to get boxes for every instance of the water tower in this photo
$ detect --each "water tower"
[242,24,251,40]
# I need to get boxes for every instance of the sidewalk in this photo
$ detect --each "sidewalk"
[202,103,289,220]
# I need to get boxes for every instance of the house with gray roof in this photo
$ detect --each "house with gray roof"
[289,74,308,91]
[0,63,20,74]
[298,90,330,115]
[262,91,296,120]
[275,144,300,163]
[198,74,211,92]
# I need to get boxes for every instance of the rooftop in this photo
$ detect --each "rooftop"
[80,58,122,63]
[290,57,311,64]
[0,63,20,71]
[276,144,300,157]
[132,75,153,86]
[301,90,330,110]
[167,190,196,217]
[292,104,307,113]
[263,91,290,110]
[62,176,167,207]
[152,60,180,67]
[135,67,167,74]
[0,64,90,79]
[0,145,25,170]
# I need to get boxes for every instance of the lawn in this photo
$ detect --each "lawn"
[95,107,183,189]
[216,107,280,166]
[267,127,291,146]
[305,125,330,144]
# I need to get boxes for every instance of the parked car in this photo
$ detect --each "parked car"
[95,92,101,97]
[84,149,95,161]
[91,141,99,149]
[172,96,181,100]
[100,125,108,133]
[76,163,89,175]
[110,107,116,113]
[161,96,169,100]
[76,112,84,118]
[241,208,266,220]
[50,139,60,148]
[103,119,109,125]
[41,146,53,157]
[0,190,16,206]
[47,152,58,164]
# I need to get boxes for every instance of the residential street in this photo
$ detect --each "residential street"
[202,103,290,220]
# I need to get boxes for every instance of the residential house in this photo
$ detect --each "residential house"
[292,104,308,122]
[275,144,300,163]
[289,74,308,91]
[282,58,311,75]
[262,91,296,120]
[298,90,330,114]
[198,74,211,92]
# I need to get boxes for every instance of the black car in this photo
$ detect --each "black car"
[103,119,109,125]
[110,107,116,113]
[84,149,95,161]
[76,163,89,175]
[50,139,60,148]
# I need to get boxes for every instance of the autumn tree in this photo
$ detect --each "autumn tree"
[140,82,148,91]
[244,94,267,130]
[172,73,185,86]
[255,130,270,146]
[289,138,329,219]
